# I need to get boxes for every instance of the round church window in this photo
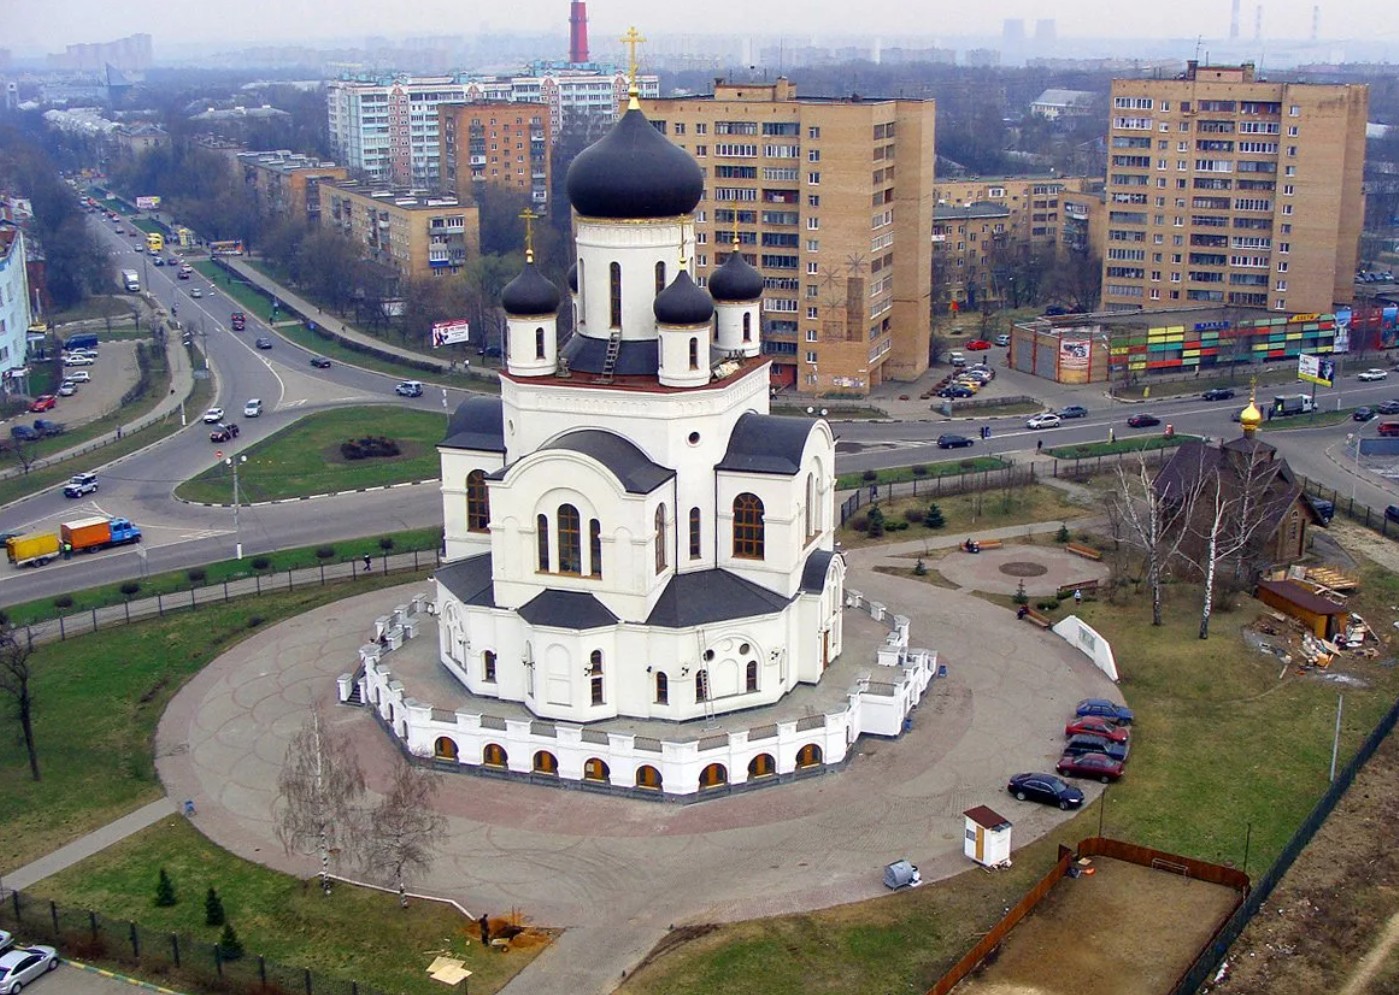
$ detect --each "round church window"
[688,431,701,446]
[739,642,751,655]
[703,649,715,662]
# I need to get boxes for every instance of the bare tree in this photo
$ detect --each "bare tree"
[0,618,40,781]
[275,706,366,895]
[1109,451,1202,626]
[361,752,447,908]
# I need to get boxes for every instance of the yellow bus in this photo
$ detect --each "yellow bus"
[146,231,164,254]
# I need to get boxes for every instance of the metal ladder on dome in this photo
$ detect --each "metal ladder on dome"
[697,669,716,725]
[599,330,622,383]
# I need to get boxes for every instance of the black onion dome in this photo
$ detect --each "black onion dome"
[501,260,560,316]
[566,108,704,219]
[567,262,578,292]
[708,249,764,302]
[653,271,714,326]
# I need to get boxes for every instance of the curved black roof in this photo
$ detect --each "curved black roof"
[561,334,659,376]
[441,396,505,453]
[540,430,674,493]
[501,259,561,316]
[518,590,617,630]
[708,249,764,302]
[565,107,704,219]
[716,412,814,476]
[653,270,714,326]
[646,569,791,627]
[435,552,497,607]
[799,549,839,593]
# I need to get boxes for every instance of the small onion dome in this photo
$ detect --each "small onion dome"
[653,271,714,326]
[1239,399,1264,431]
[501,258,560,316]
[565,108,704,219]
[707,248,764,302]
[567,262,578,292]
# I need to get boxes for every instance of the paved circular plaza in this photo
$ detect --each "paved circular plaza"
[937,542,1112,596]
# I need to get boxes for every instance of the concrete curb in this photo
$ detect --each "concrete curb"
[178,478,440,509]
[64,960,186,995]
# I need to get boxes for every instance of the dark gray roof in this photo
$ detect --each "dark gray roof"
[501,259,560,316]
[717,412,814,476]
[653,270,715,325]
[565,107,704,220]
[435,553,497,607]
[934,201,1011,222]
[561,334,659,376]
[441,396,505,453]
[518,589,618,630]
[541,430,674,494]
[799,549,838,593]
[645,569,791,628]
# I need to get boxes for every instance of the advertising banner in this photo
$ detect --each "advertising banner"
[1298,353,1335,387]
[431,319,471,348]
[1059,338,1090,371]
[135,195,161,210]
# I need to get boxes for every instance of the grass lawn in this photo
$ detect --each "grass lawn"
[1047,435,1196,460]
[0,572,433,874]
[837,484,1090,549]
[771,404,889,420]
[621,551,1399,995]
[836,457,1008,490]
[25,818,544,995]
[1263,409,1367,431]
[174,408,446,504]
[947,400,1045,418]
[48,296,139,323]
[1113,365,1300,401]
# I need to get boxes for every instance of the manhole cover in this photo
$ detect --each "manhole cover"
[999,561,1048,577]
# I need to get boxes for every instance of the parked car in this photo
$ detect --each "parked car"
[1309,497,1335,523]
[1127,413,1162,428]
[965,339,992,351]
[948,351,967,367]
[310,356,332,369]
[1202,387,1236,401]
[1358,369,1389,381]
[0,944,59,995]
[32,419,65,438]
[56,382,77,397]
[993,333,1011,347]
[243,399,263,417]
[960,369,993,384]
[938,385,976,399]
[209,423,241,443]
[63,354,93,367]
[1353,407,1375,422]
[63,472,99,498]
[203,407,224,423]
[1056,752,1125,783]
[1064,716,1130,743]
[395,380,424,397]
[0,930,9,953]
[1006,772,1084,810]
[65,371,91,383]
[1058,405,1089,419]
[1026,412,1061,430]
[1075,698,1134,724]
[967,364,996,380]
[937,434,974,449]
[255,337,273,349]
[1387,505,1399,524]
[1377,400,1399,415]
[27,395,56,413]
[9,425,39,441]
[1064,733,1130,762]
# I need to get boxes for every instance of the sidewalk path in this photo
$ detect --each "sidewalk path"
[1,798,175,894]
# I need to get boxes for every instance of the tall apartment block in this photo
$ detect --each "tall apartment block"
[464,65,659,139]
[319,182,480,283]
[237,151,350,225]
[327,75,473,188]
[1102,62,1367,314]
[642,79,934,395]
[438,103,552,209]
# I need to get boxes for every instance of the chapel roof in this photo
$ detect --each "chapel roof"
[716,412,815,476]
[565,106,704,219]
[434,552,497,607]
[540,430,675,493]
[517,589,619,630]
[441,396,505,453]
[645,569,791,628]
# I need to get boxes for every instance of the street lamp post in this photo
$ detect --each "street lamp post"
[224,454,248,559]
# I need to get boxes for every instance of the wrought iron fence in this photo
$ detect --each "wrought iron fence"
[839,464,1036,525]
[1296,472,1399,539]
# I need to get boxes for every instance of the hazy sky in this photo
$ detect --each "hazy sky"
[5,0,1376,56]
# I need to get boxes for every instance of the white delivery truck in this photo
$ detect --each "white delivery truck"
[119,268,140,292]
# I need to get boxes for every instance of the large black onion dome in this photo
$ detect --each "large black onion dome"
[567,262,578,292]
[566,108,704,219]
[654,271,714,326]
[501,259,560,316]
[708,248,764,302]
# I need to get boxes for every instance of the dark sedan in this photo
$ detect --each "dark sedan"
[1056,752,1125,783]
[1006,772,1084,810]
[938,385,976,399]
[1387,505,1399,524]
[310,356,332,368]
[1377,400,1399,415]
[1064,716,1130,743]
[1126,413,1161,428]
[1202,387,1236,401]
[255,337,273,349]
[1058,405,1089,419]
[209,423,241,443]
[1353,407,1375,422]
[937,434,974,449]
[1076,698,1134,724]
[1065,733,1129,762]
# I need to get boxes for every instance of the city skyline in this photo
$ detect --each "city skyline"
[5,0,1381,60]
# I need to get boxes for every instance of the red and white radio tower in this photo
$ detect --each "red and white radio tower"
[569,1,590,64]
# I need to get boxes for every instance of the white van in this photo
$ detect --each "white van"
[243,398,263,417]
[949,351,967,367]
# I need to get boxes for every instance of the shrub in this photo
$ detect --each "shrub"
[1055,524,1071,544]
[340,436,402,461]
[925,503,946,529]
[866,505,886,538]
[862,469,878,482]
[186,568,206,584]
[54,594,74,610]
[1036,599,1061,611]
[378,536,396,551]
[912,464,928,477]
[205,887,226,927]
[850,515,869,533]
[218,923,244,960]
[903,508,925,524]
[913,558,928,576]
[251,556,271,571]
[247,616,264,629]
[892,520,909,531]
[315,546,336,561]
[154,868,176,907]
[119,581,141,598]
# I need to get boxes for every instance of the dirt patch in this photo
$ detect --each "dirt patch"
[999,562,1048,577]
[954,859,1239,995]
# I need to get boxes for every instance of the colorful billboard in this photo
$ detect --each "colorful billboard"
[1297,353,1335,387]
[135,196,161,210]
[431,319,471,348]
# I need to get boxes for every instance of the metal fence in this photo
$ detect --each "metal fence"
[1168,693,1399,994]
[1048,444,1179,480]
[18,546,443,648]
[1295,472,1399,539]
[0,889,403,995]
[839,463,1036,525]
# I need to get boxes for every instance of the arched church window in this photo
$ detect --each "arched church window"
[578,258,585,312]
[689,337,699,370]
[654,504,667,573]
[689,507,702,560]
[590,519,602,578]
[466,470,490,532]
[655,672,669,704]
[695,669,709,702]
[590,649,604,705]
[558,504,582,573]
[733,493,765,560]
[536,514,550,571]
[655,260,666,296]
[483,650,497,683]
[535,326,546,359]
[742,312,752,342]
[805,472,816,540]
[746,660,759,692]
[609,261,622,328]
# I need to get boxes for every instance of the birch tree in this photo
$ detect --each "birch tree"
[0,619,41,781]
[361,752,447,908]
[274,706,366,895]
[1188,448,1280,640]
[1110,451,1202,626]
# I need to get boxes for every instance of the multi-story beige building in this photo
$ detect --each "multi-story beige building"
[438,102,552,209]
[1102,61,1367,314]
[933,176,1102,255]
[238,151,349,226]
[642,78,934,395]
[318,181,480,283]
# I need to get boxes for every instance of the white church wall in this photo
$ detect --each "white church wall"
[439,447,504,561]
[574,217,693,342]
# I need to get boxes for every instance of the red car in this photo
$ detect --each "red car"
[28,395,57,412]
[1056,751,1125,783]
[965,339,992,350]
[1064,716,1130,743]
[1127,413,1162,428]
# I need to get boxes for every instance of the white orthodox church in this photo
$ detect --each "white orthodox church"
[351,83,935,797]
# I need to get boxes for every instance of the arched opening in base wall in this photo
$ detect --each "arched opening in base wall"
[700,762,728,788]
[584,758,610,783]
[636,765,662,790]
[796,743,823,768]
[434,737,459,761]
[534,750,559,775]
[483,743,507,767]
[748,753,776,778]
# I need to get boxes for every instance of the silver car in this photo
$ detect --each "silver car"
[0,945,58,995]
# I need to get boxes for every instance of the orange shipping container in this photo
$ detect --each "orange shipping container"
[61,516,113,551]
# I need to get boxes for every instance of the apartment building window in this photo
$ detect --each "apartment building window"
[1279,242,1290,253]
[1281,204,1293,215]
[806,329,818,342]
[807,261,819,274]
[1287,125,1299,136]
[674,123,685,135]
[807,172,820,185]
[808,149,821,162]
[807,306,818,318]
[1280,224,1292,234]
[1277,262,1289,273]
[695,123,707,134]
[805,350,818,364]
[1283,184,1294,196]
[694,145,707,157]
[1289,105,1300,116]
[806,239,819,252]
[1286,146,1298,157]
[1285,166,1296,176]
[807,194,820,207]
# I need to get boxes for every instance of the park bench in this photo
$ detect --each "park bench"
[1022,608,1053,629]
[964,538,1004,552]
[1066,542,1102,561]
[1056,579,1100,600]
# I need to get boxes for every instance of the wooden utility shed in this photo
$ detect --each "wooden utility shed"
[1255,579,1349,639]
[963,805,1013,868]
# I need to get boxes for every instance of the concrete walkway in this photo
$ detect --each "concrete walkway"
[1,798,176,894]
